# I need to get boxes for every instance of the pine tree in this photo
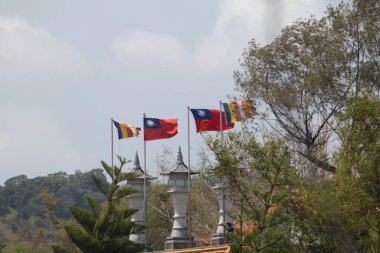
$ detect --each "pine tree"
[52,157,145,253]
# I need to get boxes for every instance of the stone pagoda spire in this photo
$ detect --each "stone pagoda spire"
[161,146,198,250]
[120,151,156,246]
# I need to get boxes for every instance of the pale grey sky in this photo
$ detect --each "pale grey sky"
[0,0,340,184]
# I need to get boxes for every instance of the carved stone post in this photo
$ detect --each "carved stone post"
[211,177,233,245]
[120,152,156,246]
[161,147,198,251]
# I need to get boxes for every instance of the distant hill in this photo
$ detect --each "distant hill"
[0,169,108,244]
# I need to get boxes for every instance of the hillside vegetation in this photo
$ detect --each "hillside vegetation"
[0,170,107,252]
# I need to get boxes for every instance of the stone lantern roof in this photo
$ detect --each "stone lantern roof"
[129,152,156,180]
[161,146,198,176]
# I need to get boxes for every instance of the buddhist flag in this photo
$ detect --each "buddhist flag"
[190,109,234,132]
[223,100,256,124]
[113,120,141,139]
[144,118,178,141]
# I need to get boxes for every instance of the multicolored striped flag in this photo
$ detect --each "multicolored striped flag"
[222,100,256,124]
[113,120,141,139]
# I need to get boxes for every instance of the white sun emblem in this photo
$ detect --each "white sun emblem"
[197,110,206,117]
[146,119,155,127]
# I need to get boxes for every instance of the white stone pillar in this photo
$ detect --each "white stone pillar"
[212,177,233,245]
[128,182,145,244]
[161,147,197,251]
[121,152,156,247]
[170,191,189,238]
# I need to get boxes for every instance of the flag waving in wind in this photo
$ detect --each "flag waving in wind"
[190,109,234,132]
[113,120,141,139]
[144,118,178,141]
[223,100,256,124]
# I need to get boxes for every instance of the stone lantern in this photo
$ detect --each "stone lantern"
[211,177,233,245]
[120,152,156,246]
[160,146,198,250]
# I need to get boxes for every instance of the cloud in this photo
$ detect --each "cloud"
[0,107,83,183]
[214,0,328,44]
[109,30,189,70]
[0,16,90,84]
[192,0,271,72]
[107,0,334,77]
[194,0,329,72]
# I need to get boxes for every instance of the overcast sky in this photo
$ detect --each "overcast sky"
[0,0,340,184]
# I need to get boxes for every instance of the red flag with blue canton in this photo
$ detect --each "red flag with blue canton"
[144,118,178,141]
[190,109,234,132]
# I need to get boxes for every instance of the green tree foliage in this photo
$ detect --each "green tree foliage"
[1,242,50,253]
[235,0,380,174]
[52,157,145,253]
[0,169,107,221]
[285,179,355,253]
[210,132,298,252]
[146,183,173,251]
[39,189,82,253]
[337,95,380,251]
[39,190,60,228]
[327,0,380,91]
[208,131,365,252]
[231,0,379,251]
[190,176,219,246]
[0,169,108,252]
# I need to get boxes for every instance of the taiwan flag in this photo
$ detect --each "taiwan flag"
[190,109,234,133]
[144,118,178,141]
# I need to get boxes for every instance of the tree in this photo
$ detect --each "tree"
[52,157,145,253]
[146,183,173,251]
[190,176,219,246]
[235,0,380,174]
[209,132,298,252]
[285,178,355,253]
[327,0,380,92]
[4,175,28,187]
[336,94,380,252]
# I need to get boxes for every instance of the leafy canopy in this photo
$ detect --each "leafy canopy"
[52,157,145,253]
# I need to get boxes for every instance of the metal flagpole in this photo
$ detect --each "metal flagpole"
[143,113,148,248]
[111,118,114,169]
[187,106,192,246]
[219,101,226,239]
[219,101,224,143]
